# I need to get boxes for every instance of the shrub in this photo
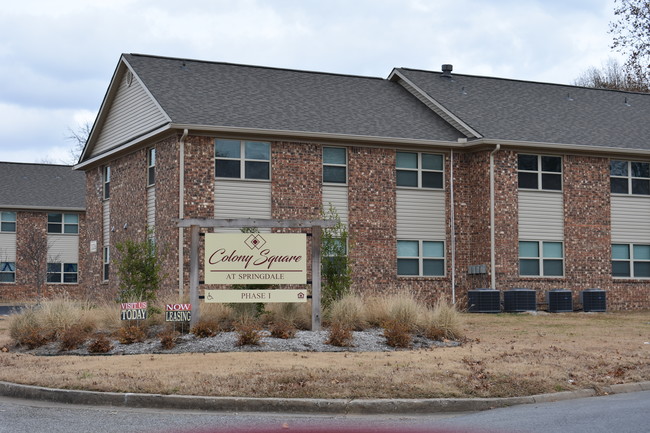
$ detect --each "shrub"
[191,319,220,338]
[383,319,412,348]
[115,235,165,310]
[59,324,90,351]
[321,205,352,309]
[158,327,180,350]
[88,334,113,353]
[269,319,297,339]
[325,321,354,347]
[235,319,262,346]
[327,294,367,330]
[200,303,236,331]
[116,325,147,344]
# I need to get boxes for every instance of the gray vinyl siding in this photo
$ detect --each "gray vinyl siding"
[322,185,348,226]
[518,191,564,240]
[396,189,445,239]
[92,73,168,157]
[611,195,650,243]
[214,180,271,233]
[0,233,16,262]
[147,187,155,230]
[47,235,79,263]
[103,201,110,245]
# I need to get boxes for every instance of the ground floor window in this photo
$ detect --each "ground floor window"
[47,263,78,284]
[612,243,650,278]
[397,240,444,276]
[103,247,110,281]
[519,241,563,276]
[0,262,15,283]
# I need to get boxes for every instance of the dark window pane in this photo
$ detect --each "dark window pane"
[541,156,562,172]
[0,273,14,283]
[423,259,444,276]
[518,154,538,171]
[64,263,77,272]
[634,262,650,278]
[422,172,443,188]
[397,258,419,275]
[520,259,540,276]
[48,224,62,233]
[215,139,241,158]
[631,162,650,178]
[48,214,62,223]
[245,161,270,180]
[632,179,650,195]
[397,170,418,187]
[518,172,538,189]
[47,263,60,272]
[65,225,79,234]
[245,141,270,160]
[1,262,15,272]
[323,166,346,183]
[611,178,628,193]
[543,259,563,276]
[1,222,16,232]
[63,273,78,283]
[215,160,240,178]
[148,167,155,185]
[47,273,61,283]
[422,154,443,170]
[542,173,562,190]
[323,147,346,165]
[396,152,418,169]
[610,160,628,176]
[104,183,110,199]
[612,261,630,277]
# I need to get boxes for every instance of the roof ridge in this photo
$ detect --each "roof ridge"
[125,53,386,82]
[0,161,74,168]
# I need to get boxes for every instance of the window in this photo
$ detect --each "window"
[47,213,79,234]
[103,247,110,281]
[610,160,650,195]
[0,262,15,283]
[518,154,562,191]
[397,240,445,276]
[147,148,156,186]
[0,211,16,232]
[47,263,78,284]
[215,139,270,180]
[103,166,111,200]
[323,147,347,183]
[519,241,564,276]
[612,244,650,278]
[396,152,443,188]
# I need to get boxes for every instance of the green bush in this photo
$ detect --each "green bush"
[115,235,164,309]
[321,205,352,309]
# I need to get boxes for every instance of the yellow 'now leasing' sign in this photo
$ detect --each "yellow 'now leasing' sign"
[204,233,307,284]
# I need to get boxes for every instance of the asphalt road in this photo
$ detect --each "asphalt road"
[0,390,649,433]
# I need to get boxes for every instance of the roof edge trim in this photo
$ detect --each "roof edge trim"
[0,206,86,212]
[479,138,650,156]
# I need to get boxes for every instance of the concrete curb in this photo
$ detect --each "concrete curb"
[1,381,649,414]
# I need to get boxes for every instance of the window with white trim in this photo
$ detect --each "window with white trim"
[215,139,270,180]
[519,241,563,276]
[397,240,445,276]
[610,160,650,195]
[47,213,79,234]
[47,263,78,284]
[612,244,650,278]
[323,147,347,184]
[103,166,111,200]
[0,262,15,283]
[518,154,562,191]
[103,247,110,281]
[147,148,156,186]
[0,211,16,232]
[396,152,443,189]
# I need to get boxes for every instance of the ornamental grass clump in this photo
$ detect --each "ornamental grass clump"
[327,293,367,331]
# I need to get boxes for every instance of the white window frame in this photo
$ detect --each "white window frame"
[322,146,347,185]
[103,166,111,200]
[0,261,15,283]
[396,152,444,189]
[0,211,16,233]
[612,243,650,279]
[47,262,78,284]
[519,240,564,277]
[215,139,271,181]
[517,154,563,191]
[47,213,79,234]
[147,148,156,187]
[397,239,445,277]
[610,160,650,196]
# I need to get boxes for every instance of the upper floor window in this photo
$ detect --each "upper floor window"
[323,147,347,184]
[610,160,650,195]
[215,139,270,180]
[103,166,111,200]
[396,152,443,189]
[0,262,15,283]
[397,240,445,276]
[0,211,16,232]
[47,213,79,234]
[518,154,562,191]
[519,241,563,277]
[612,243,650,278]
[147,148,156,186]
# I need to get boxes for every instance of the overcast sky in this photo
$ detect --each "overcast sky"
[0,0,622,164]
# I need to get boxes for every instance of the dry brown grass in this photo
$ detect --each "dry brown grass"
[0,311,648,399]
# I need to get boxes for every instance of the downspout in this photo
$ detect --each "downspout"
[449,150,456,304]
[178,128,188,298]
[489,144,501,290]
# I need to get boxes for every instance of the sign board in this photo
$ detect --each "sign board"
[204,289,307,303]
[165,303,192,322]
[120,302,147,320]
[204,233,307,284]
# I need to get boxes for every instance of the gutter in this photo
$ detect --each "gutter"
[489,144,501,290]
[178,128,188,298]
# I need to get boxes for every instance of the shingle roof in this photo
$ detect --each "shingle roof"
[396,67,650,150]
[122,54,462,142]
[0,162,85,210]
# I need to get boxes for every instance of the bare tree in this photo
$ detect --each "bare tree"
[610,0,650,88]
[21,228,50,298]
[65,121,92,164]
[574,57,649,92]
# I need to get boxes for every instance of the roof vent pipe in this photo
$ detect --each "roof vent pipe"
[441,64,453,78]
